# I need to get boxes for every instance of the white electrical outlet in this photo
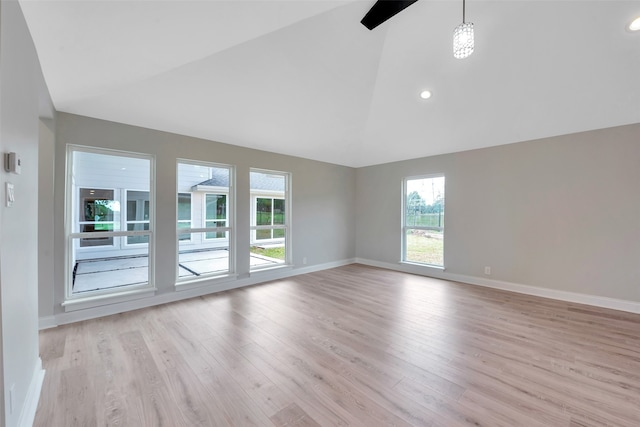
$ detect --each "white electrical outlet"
[303,257,307,265]
[484,266,491,275]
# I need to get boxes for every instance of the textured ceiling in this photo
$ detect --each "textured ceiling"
[20,1,640,167]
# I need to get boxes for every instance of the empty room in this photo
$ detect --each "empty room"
[1,0,639,426]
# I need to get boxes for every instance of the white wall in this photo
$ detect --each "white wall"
[356,124,640,306]
[1,1,55,425]
[49,112,356,319]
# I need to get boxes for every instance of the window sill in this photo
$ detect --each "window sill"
[62,287,157,312]
[249,264,293,277]
[175,273,239,291]
[399,261,446,271]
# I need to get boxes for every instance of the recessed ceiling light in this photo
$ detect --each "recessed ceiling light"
[629,16,640,32]
[420,90,432,99]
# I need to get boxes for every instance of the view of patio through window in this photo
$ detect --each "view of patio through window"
[403,175,445,267]
[66,153,293,299]
[250,169,290,269]
[67,148,154,297]
[176,161,233,282]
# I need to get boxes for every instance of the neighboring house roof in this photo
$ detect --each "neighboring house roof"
[250,172,285,192]
[193,168,230,188]
[193,170,284,192]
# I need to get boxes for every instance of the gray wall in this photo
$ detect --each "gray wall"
[356,124,640,303]
[0,1,55,425]
[48,112,356,316]
[38,120,56,320]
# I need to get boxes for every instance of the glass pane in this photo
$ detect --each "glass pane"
[206,194,226,220]
[250,171,285,192]
[177,221,191,240]
[79,223,114,247]
[81,223,114,232]
[205,231,227,239]
[72,237,149,294]
[71,151,151,296]
[127,222,149,232]
[204,220,226,228]
[250,242,285,267]
[80,188,117,222]
[178,193,191,222]
[405,177,445,228]
[256,198,272,226]
[205,220,227,239]
[127,200,136,221]
[273,199,285,225]
[178,232,229,278]
[127,191,150,221]
[127,223,150,244]
[405,229,443,266]
[178,163,230,190]
[250,170,287,270]
[256,229,271,240]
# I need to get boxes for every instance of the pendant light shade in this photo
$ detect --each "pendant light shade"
[453,0,474,59]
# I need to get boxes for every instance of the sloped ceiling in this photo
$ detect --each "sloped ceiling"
[20,0,640,167]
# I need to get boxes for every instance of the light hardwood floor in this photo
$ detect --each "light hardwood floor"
[35,264,640,426]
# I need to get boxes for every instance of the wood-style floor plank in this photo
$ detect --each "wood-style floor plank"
[35,264,640,426]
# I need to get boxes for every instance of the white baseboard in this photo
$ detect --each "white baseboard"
[355,258,640,314]
[38,316,57,330]
[18,358,45,427]
[41,258,356,328]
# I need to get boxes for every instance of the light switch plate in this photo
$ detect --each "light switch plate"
[6,182,14,207]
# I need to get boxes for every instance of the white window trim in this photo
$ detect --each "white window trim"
[64,145,156,307]
[401,173,445,268]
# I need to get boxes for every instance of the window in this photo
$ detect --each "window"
[65,147,154,301]
[177,161,233,282]
[250,169,290,270]
[402,175,445,267]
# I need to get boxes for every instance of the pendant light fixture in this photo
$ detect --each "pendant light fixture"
[453,0,474,59]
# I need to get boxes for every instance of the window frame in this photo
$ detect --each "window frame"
[401,174,445,268]
[250,168,292,271]
[63,145,156,308]
[175,159,235,284]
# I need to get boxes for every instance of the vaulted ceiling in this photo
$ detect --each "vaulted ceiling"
[20,1,640,167]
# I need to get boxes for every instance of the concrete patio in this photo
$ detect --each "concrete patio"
[73,249,282,293]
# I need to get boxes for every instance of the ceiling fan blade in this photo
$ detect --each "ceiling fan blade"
[361,0,420,30]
